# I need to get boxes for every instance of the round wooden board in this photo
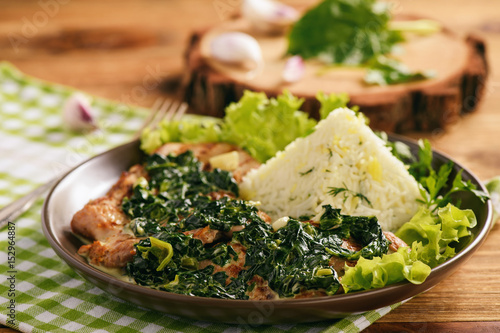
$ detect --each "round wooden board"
[180,17,488,133]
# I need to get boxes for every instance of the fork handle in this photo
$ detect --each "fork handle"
[0,177,59,229]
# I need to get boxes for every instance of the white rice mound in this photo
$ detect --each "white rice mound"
[240,108,422,232]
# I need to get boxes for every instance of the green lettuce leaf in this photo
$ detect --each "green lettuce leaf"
[221,90,316,163]
[140,90,325,163]
[341,247,431,292]
[316,91,355,119]
[140,115,223,154]
[395,204,477,268]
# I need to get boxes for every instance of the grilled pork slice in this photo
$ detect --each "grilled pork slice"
[384,231,408,252]
[247,275,279,300]
[71,197,129,242]
[199,242,248,285]
[71,165,147,268]
[71,164,147,242]
[183,226,222,245]
[77,234,139,268]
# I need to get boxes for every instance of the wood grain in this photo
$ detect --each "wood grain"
[182,17,488,133]
[1,0,500,332]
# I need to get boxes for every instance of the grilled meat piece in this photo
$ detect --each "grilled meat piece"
[71,165,147,242]
[78,234,139,268]
[384,231,408,252]
[247,275,279,300]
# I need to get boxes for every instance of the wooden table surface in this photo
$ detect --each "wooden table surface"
[1,0,499,332]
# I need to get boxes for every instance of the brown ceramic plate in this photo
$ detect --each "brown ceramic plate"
[42,136,493,325]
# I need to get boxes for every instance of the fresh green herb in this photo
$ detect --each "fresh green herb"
[328,184,372,207]
[364,55,434,86]
[380,135,488,212]
[287,0,403,65]
[408,139,488,212]
[287,0,441,86]
[376,131,414,163]
[299,167,314,176]
[389,19,442,35]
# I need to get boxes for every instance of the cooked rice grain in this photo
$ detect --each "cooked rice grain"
[240,108,422,231]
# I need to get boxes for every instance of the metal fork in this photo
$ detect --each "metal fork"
[0,98,187,229]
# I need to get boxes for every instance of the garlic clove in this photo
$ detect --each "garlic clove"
[272,216,289,231]
[210,32,263,71]
[62,92,98,132]
[242,0,299,34]
[282,55,305,83]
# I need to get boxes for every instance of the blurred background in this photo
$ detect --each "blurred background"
[0,1,497,118]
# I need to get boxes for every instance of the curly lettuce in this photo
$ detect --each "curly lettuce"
[341,247,431,292]
[221,90,316,163]
[141,115,222,154]
[342,203,476,292]
[396,204,477,268]
[141,90,351,162]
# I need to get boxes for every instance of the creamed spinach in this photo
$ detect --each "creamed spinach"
[124,152,389,299]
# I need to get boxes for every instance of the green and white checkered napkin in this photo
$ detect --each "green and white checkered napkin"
[0,62,401,333]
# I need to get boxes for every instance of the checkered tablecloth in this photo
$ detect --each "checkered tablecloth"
[0,62,402,333]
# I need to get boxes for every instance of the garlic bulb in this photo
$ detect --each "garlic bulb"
[210,32,263,72]
[282,55,305,83]
[62,92,98,132]
[242,0,299,34]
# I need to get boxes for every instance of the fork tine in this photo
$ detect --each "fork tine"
[165,101,188,122]
[152,99,174,126]
[133,98,187,140]
[165,100,180,122]
[133,98,168,138]
[140,98,165,128]
[173,102,188,121]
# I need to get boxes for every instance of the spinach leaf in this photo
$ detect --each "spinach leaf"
[318,206,388,260]
[180,197,262,232]
[232,218,342,297]
[364,55,434,85]
[230,206,388,297]
[122,151,240,227]
[287,0,403,65]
